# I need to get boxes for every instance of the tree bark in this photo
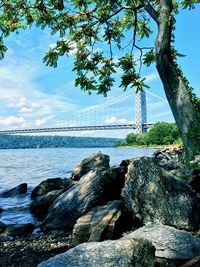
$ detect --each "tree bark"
[154,0,200,159]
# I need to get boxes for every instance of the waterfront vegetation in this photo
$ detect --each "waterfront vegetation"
[117,122,182,147]
[0,135,121,149]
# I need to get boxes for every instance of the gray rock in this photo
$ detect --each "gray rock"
[158,159,180,170]
[120,158,140,168]
[0,183,27,197]
[31,178,74,199]
[154,147,183,161]
[30,189,66,219]
[171,166,194,183]
[122,157,199,230]
[71,151,110,181]
[38,238,155,267]
[153,148,200,184]
[71,200,123,246]
[123,224,200,260]
[41,167,125,232]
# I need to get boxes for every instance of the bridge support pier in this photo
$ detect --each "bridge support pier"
[135,90,147,133]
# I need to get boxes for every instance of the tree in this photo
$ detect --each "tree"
[123,122,179,146]
[125,133,138,145]
[146,122,179,145]
[0,0,199,158]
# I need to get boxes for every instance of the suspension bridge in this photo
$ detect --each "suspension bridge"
[0,89,173,135]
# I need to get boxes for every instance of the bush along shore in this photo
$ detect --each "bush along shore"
[117,122,182,148]
[0,149,200,267]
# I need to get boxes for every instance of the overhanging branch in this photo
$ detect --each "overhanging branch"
[140,0,159,23]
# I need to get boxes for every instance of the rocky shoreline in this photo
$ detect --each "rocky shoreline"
[0,148,200,266]
[0,235,70,267]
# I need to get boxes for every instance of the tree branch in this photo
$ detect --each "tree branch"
[140,0,159,23]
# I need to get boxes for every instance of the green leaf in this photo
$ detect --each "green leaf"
[0,41,7,60]
[143,50,155,67]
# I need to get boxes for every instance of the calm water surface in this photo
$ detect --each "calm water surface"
[0,147,155,225]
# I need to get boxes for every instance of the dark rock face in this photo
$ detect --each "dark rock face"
[30,178,75,220]
[0,183,27,197]
[71,151,110,181]
[181,256,200,267]
[122,157,199,230]
[124,224,200,260]
[30,189,66,220]
[190,169,200,193]
[31,178,73,199]
[41,167,125,232]
[38,238,155,267]
[3,223,35,238]
[120,158,140,168]
[71,200,123,246]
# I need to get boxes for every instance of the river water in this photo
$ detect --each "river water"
[0,147,155,226]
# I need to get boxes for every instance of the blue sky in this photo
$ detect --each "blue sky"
[0,5,199,138]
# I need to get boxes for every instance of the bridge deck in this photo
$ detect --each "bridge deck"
[0,124,153,135]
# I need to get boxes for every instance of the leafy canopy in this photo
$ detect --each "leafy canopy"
[0,0,197,95]
[124,122,180,146]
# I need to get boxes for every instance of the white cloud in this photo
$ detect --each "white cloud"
[17,97,27,107]
[8,97,27,108]
[0,116,26,126]
[19,107,33,113]
[35,119,46,126]
[105,116,133,124]
[31,102,41,108]
[145,72,159,83]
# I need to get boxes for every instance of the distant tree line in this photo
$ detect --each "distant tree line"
[0,135,122,149]
[117,122,181,147]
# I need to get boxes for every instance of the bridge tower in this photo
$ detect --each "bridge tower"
[135,90,147,133]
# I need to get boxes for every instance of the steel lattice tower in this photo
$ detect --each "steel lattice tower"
[135,90,147,133]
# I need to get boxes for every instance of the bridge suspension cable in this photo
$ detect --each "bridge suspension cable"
[0,88,173,135]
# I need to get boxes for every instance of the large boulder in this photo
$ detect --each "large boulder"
[154,148,200,186]
[0,183,27,197]
[38,238,155,267]
[30,189,66,220]
[154,147,183,163]
[71,151,110,181]
[41,167,125,232]
[122,157,199,230]
[31,178,74,199]
[123,224,200,260]
[71,200,123,246]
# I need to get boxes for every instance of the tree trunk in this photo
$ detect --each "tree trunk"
[154,0,200,159]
